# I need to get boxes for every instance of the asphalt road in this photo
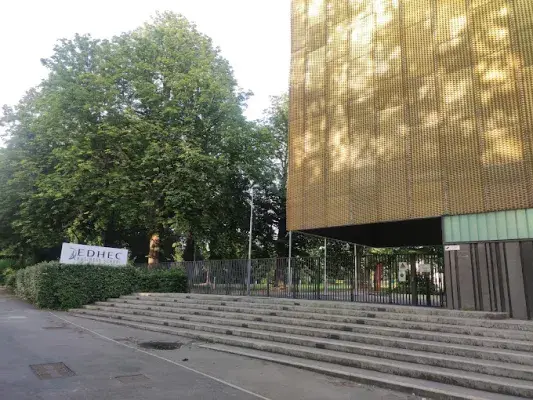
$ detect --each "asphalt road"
[0,289,418,400]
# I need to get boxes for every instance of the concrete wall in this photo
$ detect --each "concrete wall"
[445,242,533,320]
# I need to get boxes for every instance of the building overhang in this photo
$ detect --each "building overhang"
[299,217,442,247]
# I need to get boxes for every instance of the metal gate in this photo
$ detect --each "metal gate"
[151,252,445,307]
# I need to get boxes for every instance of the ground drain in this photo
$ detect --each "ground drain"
[138,341,182,350]
[30,362,76,380]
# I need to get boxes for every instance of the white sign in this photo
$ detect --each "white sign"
[418,264,431,274]
[60,243,128,266]
[398,262,408,282]
[398,271,407,282]
[398,262,409,272]
[445,245,461,251]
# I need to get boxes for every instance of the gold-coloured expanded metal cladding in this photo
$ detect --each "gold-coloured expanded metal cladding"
[288,0,533,231]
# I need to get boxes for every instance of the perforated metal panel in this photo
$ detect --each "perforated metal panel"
[288,0,533,231]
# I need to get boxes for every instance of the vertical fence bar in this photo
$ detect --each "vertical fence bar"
[352,245,357,302]
[323,239,327,297]
[410,254,417,306]
[389,255,393,304]
[292,257,297,299]
[267,259,271,298]
[226,260,230,295]
[361,254,365,303]
[378,255,382,304]
[288,231,292,295]
[427,256,432,307]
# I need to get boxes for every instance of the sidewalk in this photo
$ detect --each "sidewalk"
[0,289,417,400]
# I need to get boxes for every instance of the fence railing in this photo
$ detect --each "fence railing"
[137,253,445,307]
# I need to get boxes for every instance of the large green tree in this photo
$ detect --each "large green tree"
[0,12,272,262]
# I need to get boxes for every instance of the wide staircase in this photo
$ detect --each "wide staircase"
[70,293,533,399]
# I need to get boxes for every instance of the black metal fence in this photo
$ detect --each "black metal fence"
[140,252,445,307]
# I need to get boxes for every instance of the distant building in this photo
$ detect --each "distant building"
[288,0,533,318]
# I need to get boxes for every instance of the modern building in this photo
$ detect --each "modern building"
[287,0,533,318]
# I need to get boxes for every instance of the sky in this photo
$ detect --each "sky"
[0,0,291,122]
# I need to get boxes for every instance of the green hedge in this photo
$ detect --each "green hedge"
[0,259,19,285]
[15,262,188,310]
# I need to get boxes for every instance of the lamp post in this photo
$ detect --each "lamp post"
[247,185,254,295]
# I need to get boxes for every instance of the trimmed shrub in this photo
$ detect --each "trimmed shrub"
[136,268,188,293]
[15,262,188,310]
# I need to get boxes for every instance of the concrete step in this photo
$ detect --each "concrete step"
[89,302,533,352]
[72,308,533,381]
[104,298,533,341]
[124,295,521,329]
[69,311,533,398]
[85,304,533,364]
[200,343,524,400]
[135,292,509,319]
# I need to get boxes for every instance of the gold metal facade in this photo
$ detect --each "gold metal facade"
[288,0,533,231]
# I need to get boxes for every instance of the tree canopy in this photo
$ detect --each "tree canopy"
[0,12,288,263]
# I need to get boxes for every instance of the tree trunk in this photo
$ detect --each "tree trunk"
[148,234,160,269]
[183,231,200,262]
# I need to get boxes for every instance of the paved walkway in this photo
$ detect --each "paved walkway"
[0,289,417,400]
